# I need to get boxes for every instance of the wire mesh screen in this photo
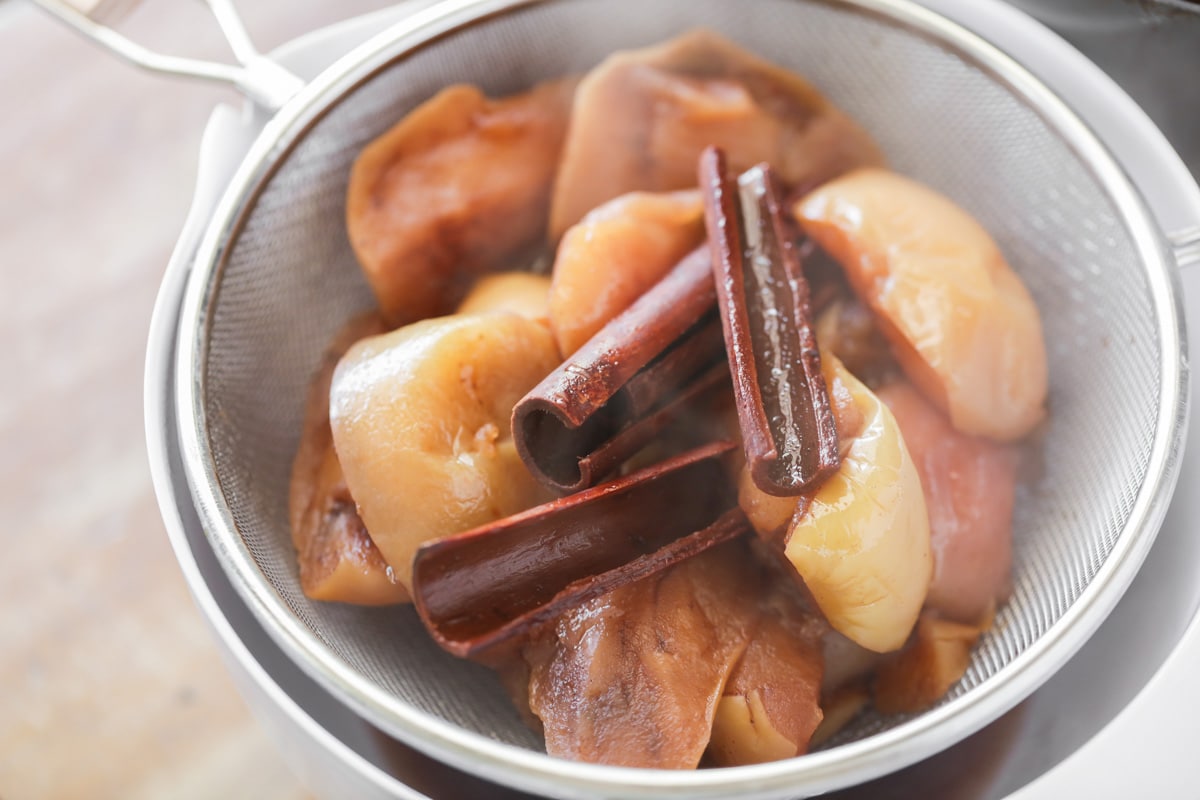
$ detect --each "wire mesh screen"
[192,0,1161,770]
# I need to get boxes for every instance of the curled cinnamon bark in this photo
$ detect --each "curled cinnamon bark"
[412,442,746,659]
[700,147,839,496]
[512,246,726,493]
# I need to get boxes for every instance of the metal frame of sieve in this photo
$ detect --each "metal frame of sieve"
[163,0,1189,797]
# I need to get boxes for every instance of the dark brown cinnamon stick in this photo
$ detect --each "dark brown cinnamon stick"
[512,246,727,493]
[699,147,840,496]
[411,441,745,659]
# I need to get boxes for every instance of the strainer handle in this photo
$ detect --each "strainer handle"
[1171,226,1200,270]
[29,0,304,111]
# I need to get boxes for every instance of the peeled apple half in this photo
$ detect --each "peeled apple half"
[329,312,561,594]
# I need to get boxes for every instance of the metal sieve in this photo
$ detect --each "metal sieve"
[45,0,1198,796]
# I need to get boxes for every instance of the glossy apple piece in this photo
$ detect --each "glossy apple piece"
[329,312,561,595]
[708,591,825,765]
[781,355,932,653]
[549,190,705,357]
[737,465,802,540]
[293,445,409,606]
[874,612,985,714]
[795,168,1047,441]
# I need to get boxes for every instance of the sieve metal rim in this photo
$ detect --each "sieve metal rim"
[171,0,1188,796]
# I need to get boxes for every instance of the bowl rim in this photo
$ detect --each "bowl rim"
[170,0,1189,796]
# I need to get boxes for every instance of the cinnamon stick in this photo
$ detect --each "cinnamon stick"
[699,147,840,496]
[411,441,746,659]
[512,246,727,493]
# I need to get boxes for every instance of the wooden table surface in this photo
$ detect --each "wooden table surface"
[0,2,393,798]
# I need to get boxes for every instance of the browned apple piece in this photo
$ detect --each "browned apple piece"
[549,30,883,237]
[708,595,825,766]
[289,313,408,605]
[347,78,576,324]
[873,613,984,714]
[295,447,409,605]
[523,541,763,769]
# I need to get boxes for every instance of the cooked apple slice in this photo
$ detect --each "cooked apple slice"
[347,78,575,324]
[548,189,705,356]
[549,30,883,237]
[795,168,1047,441]
[289,313,407,605]
[523,541,762,769]
[329,313,560,593]
[708,592,825,765]
[781,355,932,653]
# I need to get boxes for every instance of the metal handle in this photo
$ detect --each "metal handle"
[30,0,305,111]
[1172,226,1200,271]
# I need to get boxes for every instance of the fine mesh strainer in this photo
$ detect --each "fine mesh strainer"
[51,0,1194,797]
